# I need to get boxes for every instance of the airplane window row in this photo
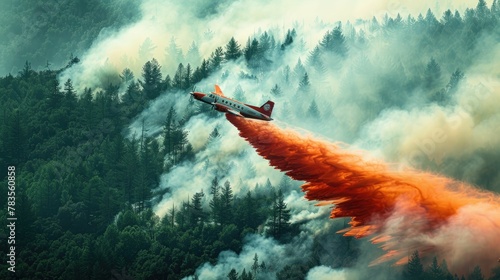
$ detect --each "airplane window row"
[222,99,240,109]
[209,94,242,110]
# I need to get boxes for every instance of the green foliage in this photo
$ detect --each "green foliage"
[271,84,282,96]
[267,189,291,240]
[225,37,243,61]
[425,256,446,280]
[139,58,163,100]
[403,251,424,280]
[424,58,443,90]
[490,266,500,280]
[280,29,296,50]
[307,100,321,119]
[163,107,192,167]
[468,265,484,280]
[244,38,260,62]
[298,72,311,93]
[320,25,348,57]
[210,47,225,71]
[190,191,206,225]
[227,268,239,280]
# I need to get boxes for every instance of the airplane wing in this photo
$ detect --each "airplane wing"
[226,109,243,117]
[214,85,226,97]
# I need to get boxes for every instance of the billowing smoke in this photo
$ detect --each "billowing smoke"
[183,233,313,280]
[57,0,500,278]
[58,0,479,91]
[306,266,348,280]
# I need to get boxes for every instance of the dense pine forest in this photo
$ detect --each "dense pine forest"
[1,0,500,279]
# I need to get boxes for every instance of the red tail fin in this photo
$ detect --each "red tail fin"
[258,100,274,117]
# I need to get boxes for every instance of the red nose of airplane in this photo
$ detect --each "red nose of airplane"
[191,92,205,100]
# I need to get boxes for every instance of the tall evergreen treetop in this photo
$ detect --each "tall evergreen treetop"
[403,250,424,280]
[225,37,242,61]
[139,58,162,100]
[186,41,202,66]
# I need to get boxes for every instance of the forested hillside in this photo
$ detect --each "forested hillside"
[1,0,500,279]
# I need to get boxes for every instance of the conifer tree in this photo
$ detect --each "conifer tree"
[298,72,311,93]
[64,78,75,96]
[321,25,348,57]
[468,266,484,280]
[190,191,205,225]
[138,37,156,61]
[227,269,238,280]
[331,25,348,57]
[209,177,222,224]
[259,32,272,54]
[244,38,260,63]
[220,181,234,224]
[492,0,500,18]
[120,68,135,84]
[282,65,291,84]
[186,41,201,66]
[208,127,221,143]
[270,84,282,96]
[139,58,163,100]
[425,9,439,27]
[446,69,464,93]
[403,250,424,280]
[280,29,294,50]
[268,189,291,239]
[427,256,446,280]
[251,253,259,276]
[184,63,192,89]
[307,46,326,75]
[424,58,442,90]
[172,63,185,89]
[476,0,488,19]
[163,74,172,92]
[20,60,33,79]
[163,107,177,158]
[224,37,242,61]
[166,37,184,64]
[307,100,321,119]
[210,47,225,71]
[293,58,306,79]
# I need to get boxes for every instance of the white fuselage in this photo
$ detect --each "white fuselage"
[192,92,272,121]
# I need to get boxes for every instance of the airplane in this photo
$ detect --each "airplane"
[190,85,274,121]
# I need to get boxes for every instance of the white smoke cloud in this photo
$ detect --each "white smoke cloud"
[356,62,500,170]
[59,0,479,92]
[184,233,313,280]
[306,266,348,280]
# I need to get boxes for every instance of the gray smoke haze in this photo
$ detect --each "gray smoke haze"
[59,0,500,278]
[183,233,313,280]
[58,0,478,91]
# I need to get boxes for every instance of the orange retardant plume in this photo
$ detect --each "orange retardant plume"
[227,114,500,274]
